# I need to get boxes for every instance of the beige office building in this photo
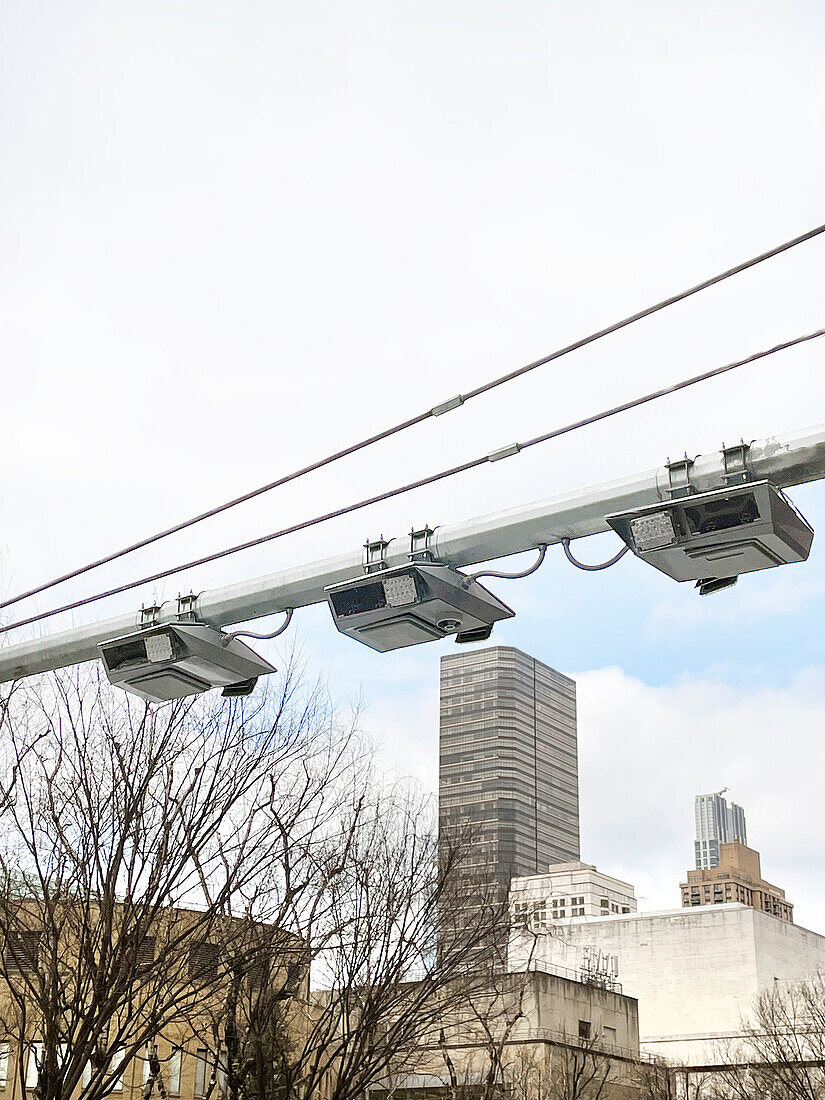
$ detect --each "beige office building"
[680,841,793,923]
[368,969,641,1099]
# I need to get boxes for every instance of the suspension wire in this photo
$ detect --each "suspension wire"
[560,539,630,572]
[1,326,822,636]
[461,223,825,402]
[3,221,824,615]
[467,545,548,581]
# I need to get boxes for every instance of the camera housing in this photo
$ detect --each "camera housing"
[99,623,276,702]
[606,480,813,593]
[326,563,514,652]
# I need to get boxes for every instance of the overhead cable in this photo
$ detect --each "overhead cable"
[1,325,821,637]
[3,221,824,615]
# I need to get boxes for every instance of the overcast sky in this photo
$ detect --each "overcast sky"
[2,2,824,930]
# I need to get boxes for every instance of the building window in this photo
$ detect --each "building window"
[194,1050,210,1098]
[26,1045,70,1090]
[602,1026,617,1048]
[195,1050,225,1098]
[136,937,156,965]
[165,1050,181,1095]
[143,1048,181,1095]
[26,1044,43,1090]
[189,942,220,982]
[4,931,40,972]
[512,901,529,926]
[578,1020,591,1041]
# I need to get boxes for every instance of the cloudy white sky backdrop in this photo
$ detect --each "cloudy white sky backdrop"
[2,3,824,926]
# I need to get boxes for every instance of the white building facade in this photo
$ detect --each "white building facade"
[510,861,637,926]
[509,902,825,1066]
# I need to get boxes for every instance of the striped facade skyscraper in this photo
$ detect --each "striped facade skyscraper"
[439,646,580,888]
[694,791,748,869]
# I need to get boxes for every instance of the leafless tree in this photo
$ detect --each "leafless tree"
[508,1046,553,1100]
[633,1057,677,1100]
[543,1032,613,1100]
[0,664,357,1100]
[708,975,825,1100]
[189,781,511,1100]
[0,655,512,1100]
[435,969,531,1100]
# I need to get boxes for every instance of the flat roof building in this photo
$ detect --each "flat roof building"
[681,840,793,923]
[508,903,825,1066]
[510,861,637,927]
[368,969,641,1098]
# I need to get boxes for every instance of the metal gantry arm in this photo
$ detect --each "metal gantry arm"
[1,423,824,684]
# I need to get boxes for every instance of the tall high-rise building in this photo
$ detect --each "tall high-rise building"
[694,791,747,869]
[439,646,580,888]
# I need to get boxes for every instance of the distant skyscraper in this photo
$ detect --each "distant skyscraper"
[694,791,747,869]
[439,646,580,888]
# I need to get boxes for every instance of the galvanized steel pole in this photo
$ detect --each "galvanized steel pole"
[1,424,824,684]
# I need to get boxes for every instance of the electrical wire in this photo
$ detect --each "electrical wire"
[467,544,548,581]
[560,538,629,572]
[221,608,293,645]
[3,221,824,616]
[1,325,823,636]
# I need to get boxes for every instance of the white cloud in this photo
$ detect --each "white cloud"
[648,570,825,635]
[575,665,825,930]
[364,685,440,795]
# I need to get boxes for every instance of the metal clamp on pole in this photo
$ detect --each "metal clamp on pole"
[665,455,696,499]
[722,441,752,486]
[363,537,390,574]
[408,526,436,563]
[139,604,162,628]
[175,593,199,622]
